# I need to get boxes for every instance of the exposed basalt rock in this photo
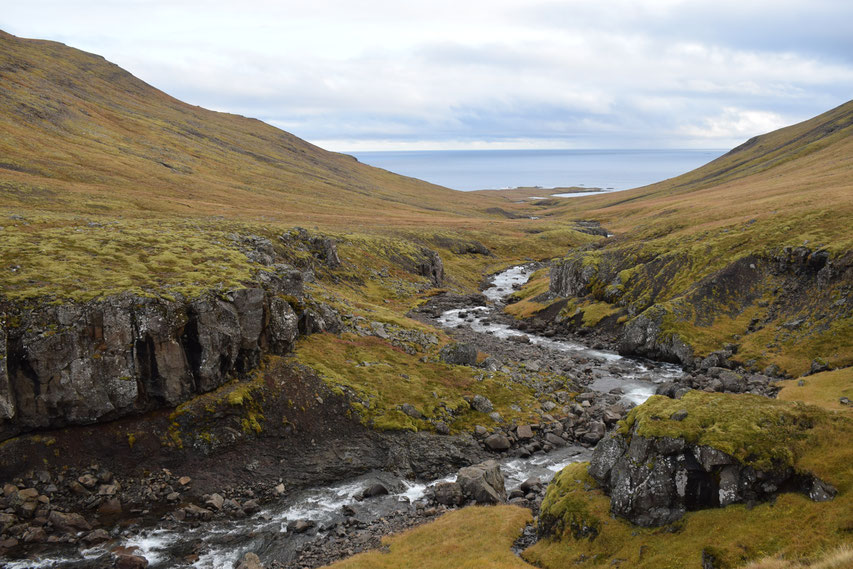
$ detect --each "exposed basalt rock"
[0,265,332,442]
[419,249,444,287]
[618,305,694,366]
[589,429,836,527]
[549,256,599,298]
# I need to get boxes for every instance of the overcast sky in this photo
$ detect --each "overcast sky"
[3,1,852,151]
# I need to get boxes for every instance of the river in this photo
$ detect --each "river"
[9,265,685,569]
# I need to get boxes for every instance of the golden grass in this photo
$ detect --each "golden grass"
[739,545,853,569]
[323,506,537,569]
[777,368,853,414]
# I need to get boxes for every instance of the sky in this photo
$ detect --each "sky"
[2,1,852,151]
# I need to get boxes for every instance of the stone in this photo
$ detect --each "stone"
[98,498,123,516]
[178,476,192,486]
[484,433,511,451]
[360,484,389,499]
[22,526,47,543]
[670,409,688,421]
[434,421,450,435]
[287,519,315,534]
[469,395,493,413]
[516,425,534,440]
[399,403,424,419]
[273,483,286,495]
[49,510,92,533]
[456,460,507,504]
[205,493,225,510]
[582,421,607,445]
[78,474,98,489]
[115,554,150,569]
[433,482,464,506]
[520,477,541,493]
[545,433,566,447]
[235,552,264,569]
[440,343,478,366]
[182,504,213,520]
[82,529,110,544]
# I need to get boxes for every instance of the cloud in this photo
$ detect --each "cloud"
[2,0,852,150]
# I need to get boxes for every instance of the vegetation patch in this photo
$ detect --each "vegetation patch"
[324,505,536,569]
[294,333,551,433]
[526,392,853,569]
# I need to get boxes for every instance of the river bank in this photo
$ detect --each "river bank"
[2,265,691,569]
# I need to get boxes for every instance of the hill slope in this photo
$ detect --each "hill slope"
[527,100,853,376]
[0,30,496,227]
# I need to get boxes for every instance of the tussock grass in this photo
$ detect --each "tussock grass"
[740,545,853,569]
[323,506,537,569]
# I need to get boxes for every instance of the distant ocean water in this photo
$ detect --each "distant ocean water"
[350,149,726,193]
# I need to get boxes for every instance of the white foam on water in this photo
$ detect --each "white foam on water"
[122,528,179,565]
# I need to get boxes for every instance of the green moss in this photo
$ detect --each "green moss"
[620,391,824,472]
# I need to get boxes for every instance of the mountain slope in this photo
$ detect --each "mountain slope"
[533,101,853,375]
[0,31,497,227]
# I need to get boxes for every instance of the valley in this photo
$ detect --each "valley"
[0,30,851,569]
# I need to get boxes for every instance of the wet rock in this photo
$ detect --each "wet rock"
[287,519,316,534]
[115,554,150,569]
[456,460,507,504]
[433,482,464,506]
[97,498,122,515]
[49,510,92,533]
[205,493,225,510]
[82,528,110,544]
[235,552,263,569]
[22,526,47,543]
[78,474,98,489]
[360,484,389,499]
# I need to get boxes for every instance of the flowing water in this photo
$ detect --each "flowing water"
[11,265,684,569]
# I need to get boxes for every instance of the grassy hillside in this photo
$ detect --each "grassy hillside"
[0,30,596,302]
[531,100,853,375]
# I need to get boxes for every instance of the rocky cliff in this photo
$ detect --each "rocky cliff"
[586,392,837,527]
[0,265,310,442]
[547,244,852,373]
[0,229,448,443]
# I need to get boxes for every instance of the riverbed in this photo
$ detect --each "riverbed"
[9,265,685,569]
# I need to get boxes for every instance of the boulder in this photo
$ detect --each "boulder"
[360,483,389,499]
[440,343,478,366]
[235,552,264,569]
[470,395,493,413]
[433,482,464,506]
[516,425,535,440]
[115,555,149,569]
[484,433,511,451]
[456,460,507,504]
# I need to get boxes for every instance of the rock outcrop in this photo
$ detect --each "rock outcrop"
[433,460,507,505]
[589,401,837,527]
[0,265,333,442]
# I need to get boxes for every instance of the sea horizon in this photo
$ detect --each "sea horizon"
[350,148,727,193]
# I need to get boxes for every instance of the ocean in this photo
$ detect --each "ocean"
[350,149,726,193]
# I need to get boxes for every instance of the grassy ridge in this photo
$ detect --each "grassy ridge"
[534,100,853,375]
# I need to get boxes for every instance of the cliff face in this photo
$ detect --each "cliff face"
[548,244,853,372]
[0,265,315,442]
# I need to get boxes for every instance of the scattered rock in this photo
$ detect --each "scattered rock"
[484,433,511,451]
[456,460,507,504]
[235,552,264,569]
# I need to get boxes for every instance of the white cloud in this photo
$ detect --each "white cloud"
[2,0,852,149]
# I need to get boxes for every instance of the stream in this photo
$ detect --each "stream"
[10,265,685,569]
